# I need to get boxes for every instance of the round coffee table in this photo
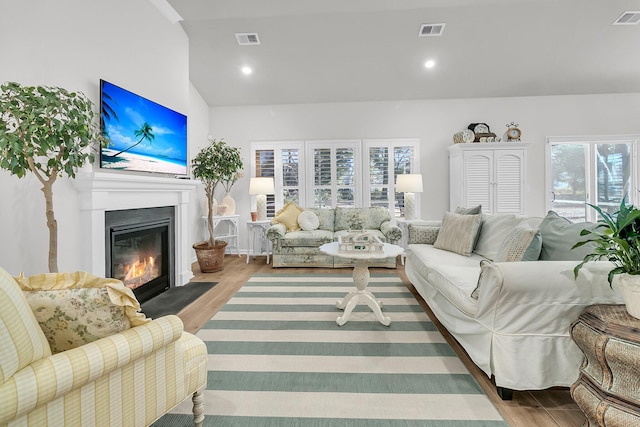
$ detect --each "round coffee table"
[319,241,404,327]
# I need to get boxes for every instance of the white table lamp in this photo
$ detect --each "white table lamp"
[396,174,423,220]
[249,177,275,220]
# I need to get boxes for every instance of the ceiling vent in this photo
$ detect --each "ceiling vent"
[235,33,261,45]
[419,23,446,37]
[613,11,640,25]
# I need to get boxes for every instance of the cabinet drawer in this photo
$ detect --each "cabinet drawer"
[605,338,640,406]
[572,321,606,386]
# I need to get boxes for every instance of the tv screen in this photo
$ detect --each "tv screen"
[100,79,188,176]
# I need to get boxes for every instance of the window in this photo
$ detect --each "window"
[546,136,639,222]
[251,139,419,218]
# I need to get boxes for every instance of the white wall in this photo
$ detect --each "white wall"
[211,93,640,224]
[0,0,209,275]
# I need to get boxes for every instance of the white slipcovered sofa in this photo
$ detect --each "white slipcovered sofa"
[404,211,624,399]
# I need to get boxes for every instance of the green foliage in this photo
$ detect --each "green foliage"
[0,81,103,179]
[573,199,640,286]
[192,138,243,246]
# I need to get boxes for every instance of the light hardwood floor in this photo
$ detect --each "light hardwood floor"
[177,254,586,427]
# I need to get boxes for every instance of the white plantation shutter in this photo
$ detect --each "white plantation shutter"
[252,138,419,216]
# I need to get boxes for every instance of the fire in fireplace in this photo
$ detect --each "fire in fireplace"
[105,207,175,304]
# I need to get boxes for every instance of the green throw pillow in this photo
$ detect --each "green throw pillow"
[539,211,598,261]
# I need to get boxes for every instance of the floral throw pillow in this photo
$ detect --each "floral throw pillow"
[24,287,131,354]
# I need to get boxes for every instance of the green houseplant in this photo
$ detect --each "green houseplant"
[191,138,243,272]
[0,81,104,272]
[573,199,640,318]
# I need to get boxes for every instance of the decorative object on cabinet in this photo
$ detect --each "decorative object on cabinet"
[467,123,497,142]
[448,142,528,215]
[468,123,490,134]
[396,174,423,220]
[249,177,275,221]
[570,304,640,425]
[504,122,522,141]
[573,199,640,319]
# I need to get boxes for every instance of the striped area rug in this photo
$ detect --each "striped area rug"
[154,273,507,427]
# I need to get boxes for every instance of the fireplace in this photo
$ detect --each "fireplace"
[105,206,175,304]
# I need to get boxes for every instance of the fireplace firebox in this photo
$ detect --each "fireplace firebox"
[105,207,175,304]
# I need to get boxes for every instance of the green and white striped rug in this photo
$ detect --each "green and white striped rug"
[154,273,507,427]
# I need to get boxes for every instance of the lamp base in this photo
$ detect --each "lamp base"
[404,192,417,220]
[256,194,267,220]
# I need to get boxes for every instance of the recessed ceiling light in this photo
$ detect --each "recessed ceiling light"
[241,66,253,75]
[424,60,436,69]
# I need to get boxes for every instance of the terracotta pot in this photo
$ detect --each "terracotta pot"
[193,240,228,273]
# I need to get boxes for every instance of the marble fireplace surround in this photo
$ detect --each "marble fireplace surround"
[75,171,198,287]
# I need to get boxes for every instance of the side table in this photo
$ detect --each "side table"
[395,218,422,265]
[202,215,240,257]
[570,304,640,426]
[246,220,272,264]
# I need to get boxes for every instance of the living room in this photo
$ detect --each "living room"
[1,1,639,426]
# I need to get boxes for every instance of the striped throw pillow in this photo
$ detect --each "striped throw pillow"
[433,212,482,256]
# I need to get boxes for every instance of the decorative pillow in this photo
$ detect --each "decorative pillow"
[0,267,51,383]
[16,271,150,354]
[473,214,521,261]
[408,224,440,244]
[495,227,542,262]
[433,212,482,256]
[272,201,304,232]
[298,210,320,231]
[455,205,482,215]
[538,211,598,261]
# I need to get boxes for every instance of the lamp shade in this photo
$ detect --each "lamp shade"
[249,177,275,195]
[396,174,423,193]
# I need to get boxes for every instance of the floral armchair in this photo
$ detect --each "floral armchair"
[267,206,402,268]
[0,267,207,427]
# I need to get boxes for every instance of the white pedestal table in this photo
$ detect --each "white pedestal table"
[319,242,404,327]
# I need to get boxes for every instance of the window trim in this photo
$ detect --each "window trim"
[545,135,640,222]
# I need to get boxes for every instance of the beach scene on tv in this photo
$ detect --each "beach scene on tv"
[100,80,188,175]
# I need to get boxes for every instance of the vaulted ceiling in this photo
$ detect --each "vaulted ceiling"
[166,0,640,107]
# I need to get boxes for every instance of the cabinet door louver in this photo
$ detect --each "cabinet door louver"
[495,152,522,213]
[464,152,492,210]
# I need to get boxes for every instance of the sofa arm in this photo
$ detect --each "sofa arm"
[380,221,402,243]
[0,315,184,423]
[267,223,286,241]
[475,260,623,335]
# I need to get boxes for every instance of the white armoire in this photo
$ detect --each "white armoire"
[448,142,528,215]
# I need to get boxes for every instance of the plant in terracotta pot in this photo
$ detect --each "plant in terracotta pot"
[191,138,243,272]
[573,199,640,318]
[0,81,105,272]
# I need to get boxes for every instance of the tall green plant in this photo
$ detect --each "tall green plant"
[573,199,640,286]
[0,81,104,272]
[191,138,243,247]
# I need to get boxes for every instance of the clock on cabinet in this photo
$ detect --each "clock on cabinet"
[505,122,521,141]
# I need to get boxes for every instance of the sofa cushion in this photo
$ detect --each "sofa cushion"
[433,212,482,257]
[495,227,542,262]
[305,208,335,231]
[272,201,304,232]
[455,205,482,215]
[298,210,320,231]
[280,229,334,246]
[16,271,150,354]
[334,207,390,231]
[539,211,598,261]
[0,267,51,384]
[474,214,521,260]
[408,223,439,244]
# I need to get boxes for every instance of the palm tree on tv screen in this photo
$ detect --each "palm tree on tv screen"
[111,122,155,157]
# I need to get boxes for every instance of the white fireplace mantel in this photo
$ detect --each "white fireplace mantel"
[75,171,199,286]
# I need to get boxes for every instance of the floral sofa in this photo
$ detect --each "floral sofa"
[0,268,207,426]
[267,206,402,268]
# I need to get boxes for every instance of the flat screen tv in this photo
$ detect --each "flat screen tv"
[100,79,188,176]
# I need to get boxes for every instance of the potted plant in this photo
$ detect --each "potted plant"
[191,138,243,272]
[573,199,640,319]
[0,81,105,272]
